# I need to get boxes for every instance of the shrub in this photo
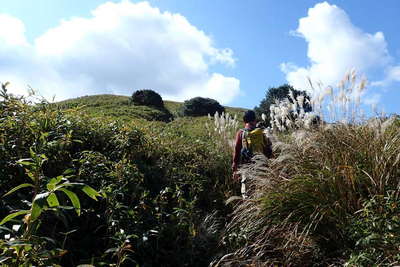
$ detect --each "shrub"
[0,84,234,266]
[346,191,400,266]
[131,89,164,108]
[181,97,225,117]
[130,90,173,121]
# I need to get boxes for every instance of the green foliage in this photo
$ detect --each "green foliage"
[0,84,234,266]
[2,78,399,266]
[254,84,311,125]
[0,91,100,265]
[345,191,400,266]
[131,89,164,108]
[56,94,173,122]
[129,89,175,121]
[56,94,244,123]
[181,97,225,117]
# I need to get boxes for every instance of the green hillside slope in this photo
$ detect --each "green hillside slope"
[1,88,238,266]
[56,94,246,122]
[4,84,400,266]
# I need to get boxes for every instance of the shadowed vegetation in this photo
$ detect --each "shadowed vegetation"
[0,87,240,266]
[2,76,400,266]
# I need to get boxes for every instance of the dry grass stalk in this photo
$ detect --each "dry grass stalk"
[214,71,400,265]
[205,111,239,151]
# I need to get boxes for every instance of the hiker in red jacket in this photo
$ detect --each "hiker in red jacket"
[232,110,273,179]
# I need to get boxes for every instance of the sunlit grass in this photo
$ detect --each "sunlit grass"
[216,71,400,266]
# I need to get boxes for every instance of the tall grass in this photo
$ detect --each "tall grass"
[269,70,368,132]
[215,72,400,265]
[205,111,239,150]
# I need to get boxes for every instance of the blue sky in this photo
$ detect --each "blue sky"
[0,0,399,114]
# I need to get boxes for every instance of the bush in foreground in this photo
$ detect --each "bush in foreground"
[0,85,234,266]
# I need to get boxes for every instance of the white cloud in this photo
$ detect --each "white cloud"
[0,14,28,46]
[372,65,400,87]
[0,1,240,104]
[281,1,390,94]
[173,73,240,102]
[363,93,381,106]
[387,66,400,82]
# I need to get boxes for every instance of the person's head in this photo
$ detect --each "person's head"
[243,110,256,124]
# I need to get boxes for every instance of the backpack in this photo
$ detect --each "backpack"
[240,127,266,163]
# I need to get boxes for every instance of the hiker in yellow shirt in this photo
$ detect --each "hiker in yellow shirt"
[232,110,273,176]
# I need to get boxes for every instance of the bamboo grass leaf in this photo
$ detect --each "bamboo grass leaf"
[59,188,81,216]
[3,183,34,197]
[0,210,29,225]
[80,185,101,201]
[47,176,63,191]
[47,193,60,207]
[31,193,49,221]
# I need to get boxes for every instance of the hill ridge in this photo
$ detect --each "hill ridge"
[56,94,246,122]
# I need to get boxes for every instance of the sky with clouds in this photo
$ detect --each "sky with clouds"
[0,0,399,113]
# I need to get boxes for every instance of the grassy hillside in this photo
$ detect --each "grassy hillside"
[56,94,246,122]
[0,88,240,266]
[5,82,399,266]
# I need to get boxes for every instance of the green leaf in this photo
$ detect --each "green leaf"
[31,193,49,222]
[3,183,34,197]
[30,204,42,222]
[54,182,81,191]
[5,240,31,247]
[47,176,63,191]
[40,132,49,142]
[63,168,75,175]
[41,236,57,246]
[0,210,29,225]
[0,257,12,263]
[27,172,36,182]
[59,188,81,216]
[105,247,118,254]
[47,193,60,207]
[0,226,11,233]
[81,185,101,201]
[29,147,36,158]
[16,159,33,166]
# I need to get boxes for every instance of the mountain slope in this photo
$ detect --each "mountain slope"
[56,94,246,122]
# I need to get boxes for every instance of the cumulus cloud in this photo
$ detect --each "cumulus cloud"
[0,14,28,46]
[372,65,400,87]
[0,1,240,104]
[363,93,381,106]
[386,66,400,83]
[281,1,390,94]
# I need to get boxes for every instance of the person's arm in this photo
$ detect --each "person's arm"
[232,130,242,172]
